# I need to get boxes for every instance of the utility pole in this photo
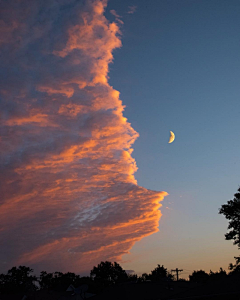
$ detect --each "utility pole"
[171,268,183,281]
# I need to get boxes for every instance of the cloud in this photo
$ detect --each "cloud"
[127,5,137,14]
[125,269,135,274]
[110,9,124,25]
[0,0,167,274]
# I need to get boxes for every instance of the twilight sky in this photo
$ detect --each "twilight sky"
[1,0,240,278]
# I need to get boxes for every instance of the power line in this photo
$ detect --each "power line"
[171,268,183,281]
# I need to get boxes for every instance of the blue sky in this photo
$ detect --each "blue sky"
[106,0,240,277]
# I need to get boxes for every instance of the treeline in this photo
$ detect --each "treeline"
[0,261,240,295]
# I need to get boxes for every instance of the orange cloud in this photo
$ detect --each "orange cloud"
[5,113,55,127]
[0,0,167,274]
[37,85,75,98]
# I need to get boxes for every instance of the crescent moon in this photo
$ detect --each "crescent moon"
[168,131,175,143]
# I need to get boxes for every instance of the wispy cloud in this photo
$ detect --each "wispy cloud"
[127,5,137,14]
[0,0,167,273]
[110,9,124,25]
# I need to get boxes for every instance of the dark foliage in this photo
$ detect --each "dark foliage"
[228,256,240,274]
[151,264,167,280]
[209,268,227,281]
[189,270,209,283]
[0,260,236,297]
[0,266,37,294]
[140,273,150,281]
[90,261,128,288]
[39,271,81,291]
[219,187,240,248]
[140,264,173,282]
[126,274,138,282]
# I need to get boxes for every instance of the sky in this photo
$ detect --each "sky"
[0,0,240,279]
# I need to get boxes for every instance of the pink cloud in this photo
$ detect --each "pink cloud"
[0,0,167,274]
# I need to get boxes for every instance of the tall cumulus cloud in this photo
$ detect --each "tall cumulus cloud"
[0,0,167,273]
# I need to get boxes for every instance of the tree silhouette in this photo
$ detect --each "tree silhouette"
[209,268,227,281]
[140,265,173,282]
[228,256,240,274]
[0,266,37,294]
[219,187,240,273]
[189,270,209,283]
[150,264,168,281]
[141,273,150,281]
[39,271,53,290]
[39,271,81,291]
[90,261,127,287]
[126,273,138,282]
[219,187,240,248]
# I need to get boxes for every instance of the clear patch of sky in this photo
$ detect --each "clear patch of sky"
[106,0,240,275]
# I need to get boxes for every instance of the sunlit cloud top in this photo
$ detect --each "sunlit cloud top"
[0,0,167,273]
